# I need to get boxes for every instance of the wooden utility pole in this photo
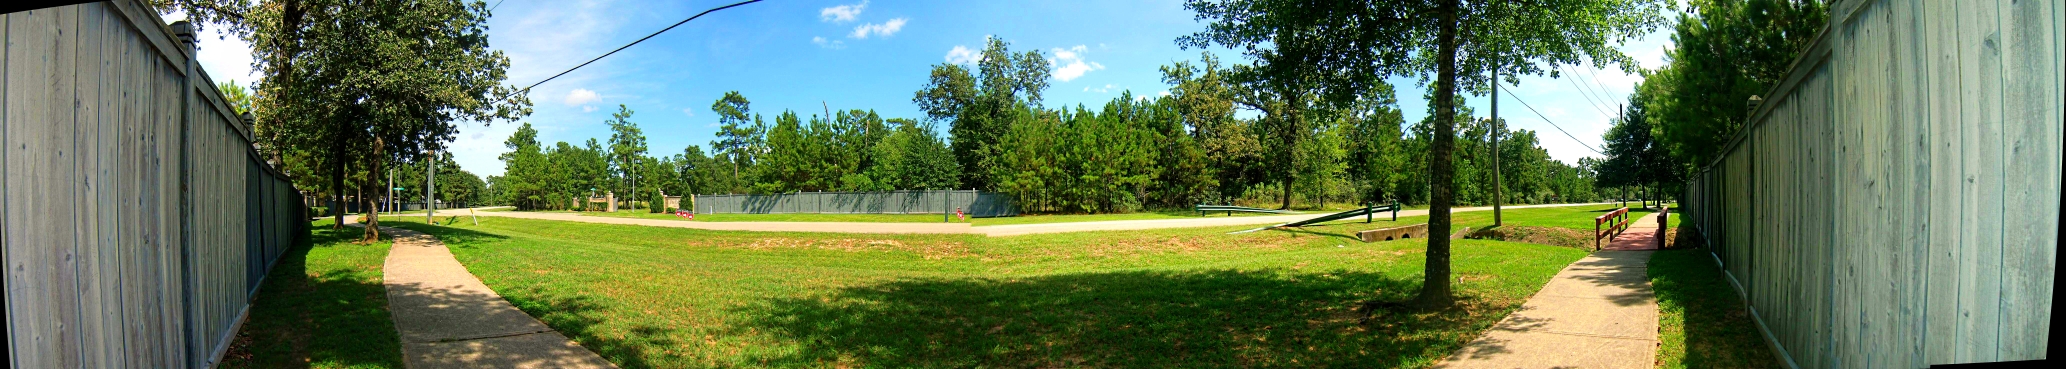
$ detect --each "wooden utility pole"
[1491,67,1502,226]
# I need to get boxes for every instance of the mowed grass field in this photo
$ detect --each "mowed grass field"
[557,207,1301,225]
[383,215,1589,368]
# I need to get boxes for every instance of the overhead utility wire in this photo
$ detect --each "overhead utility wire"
[517,0,764,93]
[1581,65,1624,104]
[1499,83,1604,156]
[1557,64,1616,118]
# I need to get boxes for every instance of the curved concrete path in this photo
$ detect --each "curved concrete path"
[1435,211,1665,368]
[415,202,1614,236]
[372,225,616,369]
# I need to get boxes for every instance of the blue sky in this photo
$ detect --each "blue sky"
[182,0,1676,178]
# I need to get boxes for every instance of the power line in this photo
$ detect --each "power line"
[1581,65,1624,104]
[1557,64,1616,118]
[518,0,764,93]
[1499,83,1604,156]
[489,0,508,13]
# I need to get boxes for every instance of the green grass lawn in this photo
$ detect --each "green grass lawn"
[222,220,404,369]
[535,208,1298,226]
[1649,245,1779,368]
[580,210,953,223]
[385,216,1588,368]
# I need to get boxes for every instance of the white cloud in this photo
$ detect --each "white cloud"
[682,108,696,117]
[1084,84,1117,93]
[1158,90,1172,97]
[582,105,598,113]
[849,17,907,39]
[820,0,867,23]
[812,36,846,49]
[563,88,602,106]
[944,45,982,65]
[1049,45,1104,82]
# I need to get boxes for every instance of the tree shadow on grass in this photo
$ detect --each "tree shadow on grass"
[727,269,1501,368]
[494,287,678,369]
[387,221,511,250]
[222,227,404,369]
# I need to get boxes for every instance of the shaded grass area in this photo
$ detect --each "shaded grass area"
[222,220,404,369]
[385,216,1587,368]
[1649,240,1779,368]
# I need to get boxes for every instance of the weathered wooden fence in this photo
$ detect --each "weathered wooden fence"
[1680,0,2059,367]
[3,1,308,368]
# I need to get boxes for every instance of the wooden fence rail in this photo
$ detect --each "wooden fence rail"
[1594,207,1630,250]
[3,1,308,368]
[1680,0,2059,367]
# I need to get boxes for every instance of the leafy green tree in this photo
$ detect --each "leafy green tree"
[605,104,648,208]
[1182,0,1668,307]
[216,80,254,115]
[710,91,763,193]
[497,123,555,210]
[1343,85,1409,204]
[915,37,1051,191]
[1161,53,1260,204]
[206,0,529,239]
[1140,96,1214,208]
[866,118,961,191]
[1641,0,1824,171]
[1601,90,1680,207]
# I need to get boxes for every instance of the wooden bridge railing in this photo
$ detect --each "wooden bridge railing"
[1593,207,1630,249]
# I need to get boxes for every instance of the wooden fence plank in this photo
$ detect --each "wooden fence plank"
[5,8,77,367]
[1921,0,1966,364]
[69,5,109,368]
[0,10,12,369]
[1995,0,2059,360]
[1954,0,2005,362]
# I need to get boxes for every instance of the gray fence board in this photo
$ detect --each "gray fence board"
[3,1,308,368]
[1682,0,2057,367]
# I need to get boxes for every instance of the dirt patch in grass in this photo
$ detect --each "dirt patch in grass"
[1465,226,1592,249]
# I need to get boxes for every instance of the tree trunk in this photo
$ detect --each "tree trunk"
[1414,0,1460,310]
[1279,91,1301,210]
[331,132,345,230]
[362,138,383,242]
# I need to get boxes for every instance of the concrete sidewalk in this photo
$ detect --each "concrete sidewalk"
[374,225,616,369]
[1435,212,1664,368]
[409,202,1615,236]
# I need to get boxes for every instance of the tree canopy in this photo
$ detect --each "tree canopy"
[1180,0,1669,308]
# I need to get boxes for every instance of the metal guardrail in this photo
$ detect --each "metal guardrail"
[1228,201,1400,234]
[1193,204,1297,215]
